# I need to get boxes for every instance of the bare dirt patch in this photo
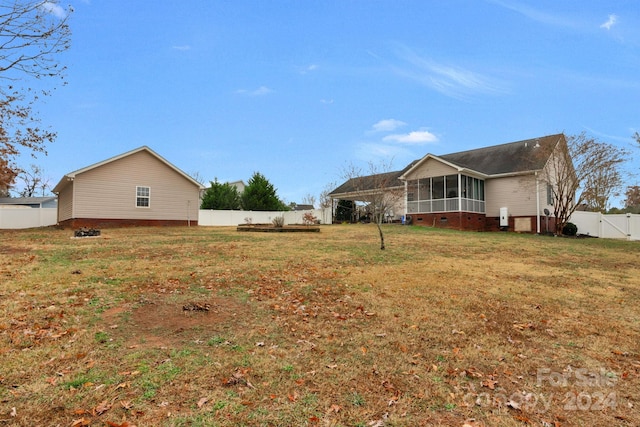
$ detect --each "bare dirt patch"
[101,296,249,350]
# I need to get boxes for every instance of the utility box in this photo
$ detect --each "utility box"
[499,207,509,227]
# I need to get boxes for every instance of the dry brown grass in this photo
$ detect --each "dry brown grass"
[0,225,638,427]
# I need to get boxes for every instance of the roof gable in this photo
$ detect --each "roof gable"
[53,146,204,193]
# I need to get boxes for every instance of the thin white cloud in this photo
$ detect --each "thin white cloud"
[487,0,576,28]
[383,130,438,144]
[236,86,273,96]
[172,45,192,51]
[40,2,67,18]
[600,14,618,30]
[391,44,507,99]
[298,64,319,74]
[372,119,406,132]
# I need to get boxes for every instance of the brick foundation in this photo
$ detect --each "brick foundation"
[410,212,486,231]
[409,213,553,234]
[57,218,197,229]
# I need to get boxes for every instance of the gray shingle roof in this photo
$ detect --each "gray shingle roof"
[329,134,565,196]
[439,134,563,175]
[329,160,418,196]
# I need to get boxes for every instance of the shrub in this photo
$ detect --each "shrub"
[302,212,317,226]
[562,222,578,236]
[272,216,285,228]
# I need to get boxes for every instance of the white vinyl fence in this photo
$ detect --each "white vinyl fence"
[0,208,58,229]
[199,208,332,227]
[569,211,640,241]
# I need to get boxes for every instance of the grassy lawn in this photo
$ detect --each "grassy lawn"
[1,224,638,426]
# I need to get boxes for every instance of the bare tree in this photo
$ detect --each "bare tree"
[16,163,50,196]
[337,160,404,250]
[538,132,628,234]
[0,1,72,192]
[319,181,336,209]
[189,170,206,185]
[301,193,316,209]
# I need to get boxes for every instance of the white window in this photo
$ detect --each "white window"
[547,184,554,206]
[136,186,150,207]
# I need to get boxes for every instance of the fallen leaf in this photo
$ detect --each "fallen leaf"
[10,407,16,417]
[327,404,341,413]
[197,397,208,408]
[481,378,498,390]
[93,399,111,415]
[71,418,91,427]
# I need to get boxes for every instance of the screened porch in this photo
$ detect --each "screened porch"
[406,174,485,214]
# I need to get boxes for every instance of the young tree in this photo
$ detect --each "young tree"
[241,172,288,211]
[0,1,71,192]
[539,132,629,234]
[200,179,241,210]
[337,160,403,250]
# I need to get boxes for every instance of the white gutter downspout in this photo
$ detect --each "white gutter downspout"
[535,171,541,234]
[403,180,408,223]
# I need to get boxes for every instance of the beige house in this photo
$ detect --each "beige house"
[331,134,569,233]
[53,146,203,228]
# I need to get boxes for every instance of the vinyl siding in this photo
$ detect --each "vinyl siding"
[72,151,200,221]
[404,158,457,180]
[57,183,74,222]
[485,175,538,217]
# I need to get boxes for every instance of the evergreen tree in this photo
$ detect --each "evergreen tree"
[200,179,241,209]
[241,172,288,211]
[335,199,355,222]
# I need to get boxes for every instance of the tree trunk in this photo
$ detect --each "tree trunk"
[376,221,385,250]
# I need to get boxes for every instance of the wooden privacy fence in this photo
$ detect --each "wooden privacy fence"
[569,211,639,241]
[198,208,332,227]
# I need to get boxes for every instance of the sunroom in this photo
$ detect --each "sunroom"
[405,174,485,215]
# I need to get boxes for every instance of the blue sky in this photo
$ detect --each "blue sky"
[24,0,640,206]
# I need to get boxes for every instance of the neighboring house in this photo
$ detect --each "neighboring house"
[228,180,246,194]
[292,204,314,211]
[199,179,246,201]
[0,196,58,209]
[330,134,568,233]
[52,146,204,228]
